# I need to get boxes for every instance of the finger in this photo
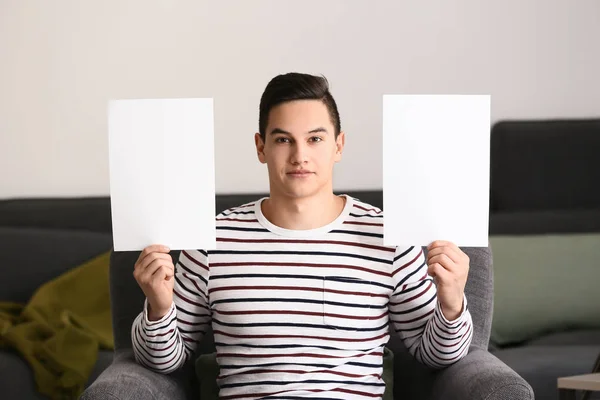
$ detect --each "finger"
[136,245,171,267]
[139,258,174,283]
[427,240,459,251]
[427,246,462,264]
[428,262,450,284]
[148,266,175,289]
[428,254,456,272]
[135,252,172,271]
[152,265,175,283]
[152,263,175,281]
[135,246,165,270]
[135,254,172,279]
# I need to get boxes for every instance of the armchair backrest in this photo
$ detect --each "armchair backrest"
[459,246,493,350]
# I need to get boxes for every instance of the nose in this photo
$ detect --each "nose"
[290,141,308,165]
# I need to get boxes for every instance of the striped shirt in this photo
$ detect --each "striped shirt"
[132,195,473,399]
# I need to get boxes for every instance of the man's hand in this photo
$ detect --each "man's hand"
[133,244,175,321]
[426,240,469,321]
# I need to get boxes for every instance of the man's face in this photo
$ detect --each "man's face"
[255,100,345,199]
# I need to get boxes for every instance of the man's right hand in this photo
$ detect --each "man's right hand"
[133,244,175,321]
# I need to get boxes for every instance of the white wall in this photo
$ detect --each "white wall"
[1,0,599,199]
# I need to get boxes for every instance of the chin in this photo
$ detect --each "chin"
[282,188,315,199]
[282,184,325,200]
[271,175,328,199]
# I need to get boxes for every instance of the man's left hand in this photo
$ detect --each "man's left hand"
[426,240,470,321]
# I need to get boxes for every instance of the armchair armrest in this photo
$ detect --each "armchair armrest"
[80,351,197,400]
[430,349,534,400]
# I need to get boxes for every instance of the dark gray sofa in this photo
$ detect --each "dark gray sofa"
[486,119,600,399]
[1,193,532,400]
[0,209,114,399]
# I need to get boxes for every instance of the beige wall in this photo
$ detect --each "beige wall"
[1,0,599,199]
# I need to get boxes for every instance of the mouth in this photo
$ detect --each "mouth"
[287,170,313,177]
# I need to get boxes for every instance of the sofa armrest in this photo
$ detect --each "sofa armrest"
[430,349,534,400]
[80,351,197,400]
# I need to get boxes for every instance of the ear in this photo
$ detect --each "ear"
[334,131,345,163]
[254,132,267,164]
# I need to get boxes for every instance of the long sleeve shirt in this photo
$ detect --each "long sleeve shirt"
[132,195,473,399]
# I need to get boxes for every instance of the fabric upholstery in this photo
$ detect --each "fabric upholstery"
[430,349,535,400]
[525,330,600,346]
[490,209,600,235]
[460,246,494,350]
[0,198,113,234]
[490,233,600,345]
[80,351,195,400]
[0,227,112,304]
[490,119,600,212]
[0,251,113,398]
[494,345,600,400]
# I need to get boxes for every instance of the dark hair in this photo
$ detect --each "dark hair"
[258,72,341,140]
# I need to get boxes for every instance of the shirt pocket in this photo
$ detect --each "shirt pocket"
[322,276,387,332]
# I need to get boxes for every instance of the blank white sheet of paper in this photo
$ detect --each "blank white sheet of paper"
[382,95,490,247]
[108,98,216,252]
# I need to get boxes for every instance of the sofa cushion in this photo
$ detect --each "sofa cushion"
[490,209,600,235]
[493,345,600,400]
[490,233,600,346]
[0,197,113,234]
[86,350,114,387]
[0,348,113,399]
[490,119,600,212]
[0,227,112,303]
[0,349,50,399]
[525,330,600,346]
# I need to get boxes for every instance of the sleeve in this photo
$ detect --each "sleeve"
[131,249,212,374]
[388,245,473,369]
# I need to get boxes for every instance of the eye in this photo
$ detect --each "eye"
[275,137,290,143]
[309,136,323,143]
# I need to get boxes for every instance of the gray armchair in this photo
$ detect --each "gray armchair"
[81,246,534,400]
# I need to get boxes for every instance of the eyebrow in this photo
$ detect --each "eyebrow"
[269,127,329,135]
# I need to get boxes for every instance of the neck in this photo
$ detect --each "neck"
[262,190,346,230]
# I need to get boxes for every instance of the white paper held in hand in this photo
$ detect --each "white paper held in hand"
[108,98,216,252]
[383,95,490,247]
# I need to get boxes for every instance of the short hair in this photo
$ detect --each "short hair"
[258,72,341,140]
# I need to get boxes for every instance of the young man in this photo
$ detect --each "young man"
[131,73,473,399]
